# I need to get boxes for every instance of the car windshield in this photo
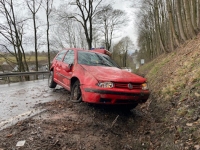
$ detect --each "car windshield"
[78,51,119,68]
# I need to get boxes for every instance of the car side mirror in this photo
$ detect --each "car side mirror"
[64,64,73,72]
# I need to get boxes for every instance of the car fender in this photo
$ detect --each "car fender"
[72,64,98,86]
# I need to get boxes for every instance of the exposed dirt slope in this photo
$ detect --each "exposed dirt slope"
[138,33,200,150]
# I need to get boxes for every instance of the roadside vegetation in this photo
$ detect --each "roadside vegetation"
[0,55,48,65]
[0,51,57,73]
[136,0,200,64]
[137,34,200,149]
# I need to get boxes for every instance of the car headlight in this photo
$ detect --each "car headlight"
[142,83,148,90]
[98,82,114,88]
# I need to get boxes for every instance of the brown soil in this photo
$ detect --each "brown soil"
[0,89,156,150]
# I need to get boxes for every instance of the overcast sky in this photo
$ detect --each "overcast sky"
[53,0,139,48]
[112,0,139,48]
[0,0,139,52]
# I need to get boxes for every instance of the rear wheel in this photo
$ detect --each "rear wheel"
[70,80,82,103]
[48,71,57,88]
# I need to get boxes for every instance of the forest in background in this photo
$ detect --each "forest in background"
[0,0,136,73]
[1,0,200,73]
[137,0,200,63]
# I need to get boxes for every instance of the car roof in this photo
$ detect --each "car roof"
[62,48,111,56]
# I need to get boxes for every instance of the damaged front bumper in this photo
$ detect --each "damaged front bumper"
[82,87,150,104]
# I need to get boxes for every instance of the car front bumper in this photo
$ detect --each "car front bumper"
[81,86,150,104]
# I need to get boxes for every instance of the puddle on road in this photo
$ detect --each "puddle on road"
[0,81,70,131]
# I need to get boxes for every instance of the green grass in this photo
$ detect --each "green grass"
[0,56,16,63]
[0,55,48,64]
[26,56,48,62]
[150,57,170,74]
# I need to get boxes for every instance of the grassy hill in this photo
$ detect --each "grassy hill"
[137,34,200,149]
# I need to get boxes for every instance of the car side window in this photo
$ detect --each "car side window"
[63,50,74,64]
[55,50,66,61]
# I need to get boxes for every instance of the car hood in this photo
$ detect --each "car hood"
[81,65,146,83]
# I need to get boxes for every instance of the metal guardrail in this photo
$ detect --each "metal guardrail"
[0,71,50,84]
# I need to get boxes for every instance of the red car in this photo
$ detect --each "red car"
[48,48,150,109]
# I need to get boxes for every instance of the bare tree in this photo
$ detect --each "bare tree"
[176,0,187,41]
[183,0,196,38]
[112,44,123,66]
[121,36,134,67]
[198,0,200,30]
[76,23,88,49]
[0,0,29,74]
[66,0,103,49]
[113,36,134,67]
[135,0,200,62]
[43,0,53,69]
[166,0,179,49]
[191,0,198,32]
[26,0,42,72]
[153,0,167,53]
[52,12,88,49]
[95,4,127,51]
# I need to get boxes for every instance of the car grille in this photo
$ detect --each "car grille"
[114,82,141,89]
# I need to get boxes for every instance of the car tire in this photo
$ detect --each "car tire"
[70,80,82,103]
[48,71,57,88]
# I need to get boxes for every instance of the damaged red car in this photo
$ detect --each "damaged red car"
[48,48,150,109]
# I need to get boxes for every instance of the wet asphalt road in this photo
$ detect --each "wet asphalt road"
[0,79,64,130]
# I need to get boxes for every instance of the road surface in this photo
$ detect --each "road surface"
[0,79,65,130]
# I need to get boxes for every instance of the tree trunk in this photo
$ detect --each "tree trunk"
[154,0,167,53]
[166,0,179,48]
[198,0,200,30]
[191,0,198,32]
[183,0,196,38]
[89,20,93,49]
[27,0,42,74]
[46,0,51,70]
[33,13,38,72]
[176,0,187,41]
[124,50,127,67]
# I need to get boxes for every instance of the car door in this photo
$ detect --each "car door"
[54,50,67,83]
[60,50,75,90]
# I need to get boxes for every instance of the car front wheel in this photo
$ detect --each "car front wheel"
[48,71,57,88]
[70,80,82,103]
